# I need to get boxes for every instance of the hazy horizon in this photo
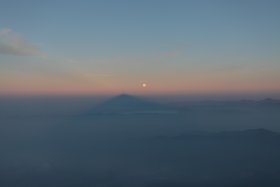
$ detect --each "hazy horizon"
[1,92,280,102]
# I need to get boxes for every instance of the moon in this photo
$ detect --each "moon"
[142,83,147,88]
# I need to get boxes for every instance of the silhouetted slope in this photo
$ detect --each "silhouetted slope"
[2,123,280,187]
[156,128,280,142]
[147,128,280,187]
[258,98,280,107]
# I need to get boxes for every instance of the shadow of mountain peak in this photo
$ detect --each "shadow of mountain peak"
[85,94,172,115]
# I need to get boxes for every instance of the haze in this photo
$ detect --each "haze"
[1,1,280,187]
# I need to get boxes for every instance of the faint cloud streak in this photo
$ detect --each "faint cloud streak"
[0,28,46,56]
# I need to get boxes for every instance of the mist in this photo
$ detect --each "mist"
[1,94,280,187]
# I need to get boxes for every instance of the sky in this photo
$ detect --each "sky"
[0,0,280,96]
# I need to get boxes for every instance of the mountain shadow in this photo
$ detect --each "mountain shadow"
[85,94,173,115]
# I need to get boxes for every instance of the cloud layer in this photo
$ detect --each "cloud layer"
[0,28,45,56]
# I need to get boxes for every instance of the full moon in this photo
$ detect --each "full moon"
[142,83,147,88]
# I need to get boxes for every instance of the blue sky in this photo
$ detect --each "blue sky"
[0,0,280,95]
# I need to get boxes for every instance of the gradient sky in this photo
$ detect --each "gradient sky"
[0,0,280,95]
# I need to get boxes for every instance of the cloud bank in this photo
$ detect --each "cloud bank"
[0,28,45,56]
